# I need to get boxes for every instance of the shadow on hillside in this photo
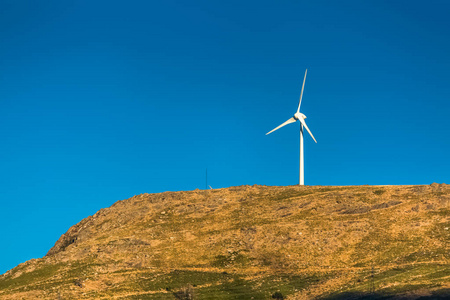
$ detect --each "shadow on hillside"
[321,288,450,300]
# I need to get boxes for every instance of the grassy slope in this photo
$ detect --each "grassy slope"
[0,184,449,299]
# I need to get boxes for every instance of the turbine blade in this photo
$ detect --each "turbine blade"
[266,117,296,135]
[297,69,308,113]
[299,118,317,143]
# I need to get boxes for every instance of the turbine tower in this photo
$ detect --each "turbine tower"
[266,69,317,185]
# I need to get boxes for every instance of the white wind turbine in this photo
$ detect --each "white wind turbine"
[266,69,317,185]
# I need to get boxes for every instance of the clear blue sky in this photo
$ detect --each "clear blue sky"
[1,0,449,274]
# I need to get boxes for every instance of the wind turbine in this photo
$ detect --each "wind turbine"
[266,69,317,186]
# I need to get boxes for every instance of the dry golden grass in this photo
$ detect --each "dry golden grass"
[0,184,449,299]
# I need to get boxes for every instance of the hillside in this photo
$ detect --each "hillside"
[0,184,449,299]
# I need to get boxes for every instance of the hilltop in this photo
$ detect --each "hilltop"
[0,184,449,299]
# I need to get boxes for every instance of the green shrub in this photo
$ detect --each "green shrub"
[272,291,284,299]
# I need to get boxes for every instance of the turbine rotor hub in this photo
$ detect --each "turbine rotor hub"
[294,112,306,120]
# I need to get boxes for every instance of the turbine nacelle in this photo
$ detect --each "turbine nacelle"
[294,112,306,120]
